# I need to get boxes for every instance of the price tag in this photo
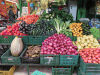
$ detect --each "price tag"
[8,58,13,61]
[66,56,73,59]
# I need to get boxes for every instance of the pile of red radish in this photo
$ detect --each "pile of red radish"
[0,22,28,36]
[41,33,78,55]
[17,14,39,24]
[79,48,100,64]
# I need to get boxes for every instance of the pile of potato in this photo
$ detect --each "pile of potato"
[75,35,100,51]
[25,45,41,58]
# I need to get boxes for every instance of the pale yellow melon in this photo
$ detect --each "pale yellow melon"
[11,36,23,57]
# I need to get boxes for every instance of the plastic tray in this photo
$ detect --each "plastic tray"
[21,46,40,64]
[28,36,43,45]
[80,57,100,74]
[40,54,59,65]
[0,36,13,44]
[52,67,71,75]
[1,47,27,65]
[60,54,79,66]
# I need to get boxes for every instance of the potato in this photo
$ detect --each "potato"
[36,54,40,57]
[32,55,36,57]
[29,58,33,59]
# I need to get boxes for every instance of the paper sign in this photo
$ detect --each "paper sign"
[22,7,28,14]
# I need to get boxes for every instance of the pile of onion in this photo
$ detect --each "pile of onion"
[41,33,78,55]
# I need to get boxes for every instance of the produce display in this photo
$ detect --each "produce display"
[69,23,83,37]
[41,33,78,55]
[17,14,39,24]
[76,35,100,51]
[19,21,31,34]
[90,27,100,38]
[25,45,41,58]
[79,48,100,64]
[0,45,10,50]
[11,36,23,57]
[0,22,7,27]
[31,19,57,36]
[81,22,91,35]
[0,45,10,57]
[39,9,73,22]
[51,16,72,36]
[0,22,28,36]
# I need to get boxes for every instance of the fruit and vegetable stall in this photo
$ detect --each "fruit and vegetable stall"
[1,0,100,75]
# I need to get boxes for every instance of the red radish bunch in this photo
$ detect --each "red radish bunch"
[17,14,39,24]
[0,22,28,36]
[79,48,100,64]
[41,33,78,55]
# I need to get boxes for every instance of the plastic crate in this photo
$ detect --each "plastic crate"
[77,68,85,75]
[52,67,71,75]
[0,45,10,63]
[21,46,40,64]
[1,47,27,65]
[67,36,77,41]
[40,54,59,65]
[0,36,13,44]
[12,36,29,45]
[28,36,43,45]
[0,66,15,75]
[42,36,50,42]
[80,57,100,74]
[60,54,79,66]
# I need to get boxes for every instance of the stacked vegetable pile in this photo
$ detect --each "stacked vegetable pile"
[75,35,100,51]
[19,21,31,34]
[31,19,57,36]
[81,22,91,35]
[39,9,73,22]
[69,23,83,37]
[79,48,100,64]
[41,33,78,55]
[90,27,100,38]
[51,17,72,36]
[17,14,39,24]
[25,45,41,58]
[0,22,28,36]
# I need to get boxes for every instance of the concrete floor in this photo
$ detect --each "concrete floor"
[13,66,77,75]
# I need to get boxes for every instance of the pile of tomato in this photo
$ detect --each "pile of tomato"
[17,14,39,24]
[79,48,100,64]
[0,22,28,36]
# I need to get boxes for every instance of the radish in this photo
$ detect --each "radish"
[41,34,78,55]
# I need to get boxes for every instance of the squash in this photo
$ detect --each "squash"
[11,36,23,57]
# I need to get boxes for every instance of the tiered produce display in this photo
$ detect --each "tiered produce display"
[0,5,100,75]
